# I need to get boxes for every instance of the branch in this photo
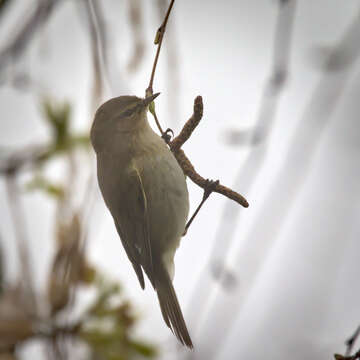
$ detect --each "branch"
[169,97,248,208]
[335,326,360,360]
[334,350,360,360]
[146,0,175,95]
[145,2,248,208]
[126,0,145,72]
[81,0,104,110]
[36,322,81,340]
[0,145,47,175]
[170,96,203,150]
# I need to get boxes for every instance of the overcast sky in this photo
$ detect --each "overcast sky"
[1,1,360,359]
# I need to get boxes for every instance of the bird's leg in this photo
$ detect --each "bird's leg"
[161,128,174,144]
[183,179,220,235]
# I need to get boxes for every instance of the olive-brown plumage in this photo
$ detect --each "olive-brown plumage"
[90,94,193,348]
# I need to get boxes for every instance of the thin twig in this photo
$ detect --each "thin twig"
[146,0,175,95]
[0,0,63,74]
[146,0,176,135]
[145,1,248,210]
[346,326,360,357]
[334,350,360,360]
[334,326,360,360]
[153,109,165,136]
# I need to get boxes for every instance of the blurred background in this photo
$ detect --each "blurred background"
[1,0,360,359]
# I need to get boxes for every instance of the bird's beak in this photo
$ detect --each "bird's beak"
[143,92,160,107]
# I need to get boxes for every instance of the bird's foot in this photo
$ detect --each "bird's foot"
[182,179,219,236]
[203,179,220,200]
[161,128,174,144]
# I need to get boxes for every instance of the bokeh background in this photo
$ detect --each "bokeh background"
[1,0,360,359]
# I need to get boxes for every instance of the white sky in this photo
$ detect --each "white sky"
[1,1,360,359]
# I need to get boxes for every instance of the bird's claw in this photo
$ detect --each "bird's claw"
[203,179,219,200]
[161,128,174,144]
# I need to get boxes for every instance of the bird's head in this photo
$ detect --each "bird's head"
[90,93,160,153]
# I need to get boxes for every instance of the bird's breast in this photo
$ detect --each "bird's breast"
[96,128,189,272]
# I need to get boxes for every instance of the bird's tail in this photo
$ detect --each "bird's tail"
[155,265,193,348]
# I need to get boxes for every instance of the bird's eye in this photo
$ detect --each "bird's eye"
[122,109,133,117]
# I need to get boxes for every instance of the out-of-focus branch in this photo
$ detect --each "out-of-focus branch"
[188,5,360,360]
[0,0,12,19]
[78,0,108,254]
[225,0,296,146]
[0,0,63,74]
[81,0,105,110]
[183,3,298,349]
[4,174,36,315]
[90,0,108,72]
[126,0,145,72]
[36,322,82,340]
[0,145,48,175]
[212,0,297,271]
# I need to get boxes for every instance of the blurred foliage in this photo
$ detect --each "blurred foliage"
[42,99,71,151]
[80,275,157,359]
[0,97,158,359]
[40,98,90,161]
[25,175,65,198]
[24,98,90,198]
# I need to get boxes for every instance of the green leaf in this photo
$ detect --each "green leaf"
[148,101,156,117]
[41,99,71,149]
[78,271,157,359]
[129,340,157,358]
[25,176,64,199]
[81,264,97,284]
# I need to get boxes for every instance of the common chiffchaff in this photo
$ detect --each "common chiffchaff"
[90,93,193,348]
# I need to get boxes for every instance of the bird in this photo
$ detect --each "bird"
[90,93,193,348]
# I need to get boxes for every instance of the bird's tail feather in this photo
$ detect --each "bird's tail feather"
[155,266,193,348]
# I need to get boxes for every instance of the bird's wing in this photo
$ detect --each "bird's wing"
[114,164,154,289]
[114,220,145,289]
